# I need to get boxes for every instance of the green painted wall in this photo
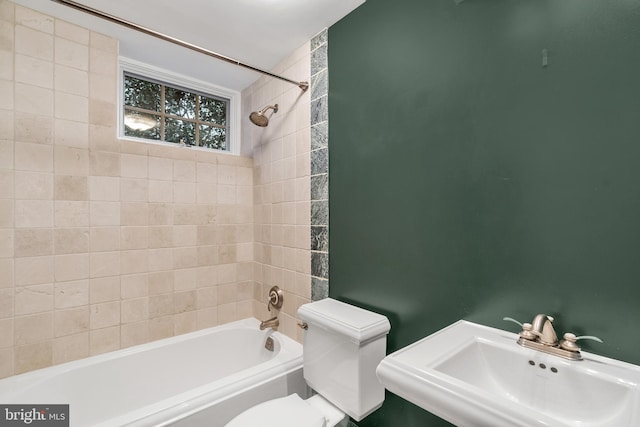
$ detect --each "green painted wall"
[328,0,640,425]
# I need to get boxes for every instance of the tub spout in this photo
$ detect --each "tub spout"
[260,316,279,330]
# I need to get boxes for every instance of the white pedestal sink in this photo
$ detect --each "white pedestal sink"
[376,320,640,427]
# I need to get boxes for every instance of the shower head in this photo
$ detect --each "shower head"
[249,104,278,127]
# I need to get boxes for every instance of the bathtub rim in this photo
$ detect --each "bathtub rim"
[1,318,297,385]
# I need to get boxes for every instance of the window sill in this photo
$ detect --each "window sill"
[118,136,242,161]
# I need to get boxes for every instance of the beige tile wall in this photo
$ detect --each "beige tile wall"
[242,43,312,341]
[0,1,257,378]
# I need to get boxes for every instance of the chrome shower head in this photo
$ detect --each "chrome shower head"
[249,104,278,127]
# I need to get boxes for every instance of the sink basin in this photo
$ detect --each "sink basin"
[376,320,640,427]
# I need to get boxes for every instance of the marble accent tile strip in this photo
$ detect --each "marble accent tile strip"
[310,29,329,293]
[311,122,328,151]
[311,201,328,226]
[310,226,328,252]
[311,277,329,301]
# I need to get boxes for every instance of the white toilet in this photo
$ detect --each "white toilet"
[226,298,391,427]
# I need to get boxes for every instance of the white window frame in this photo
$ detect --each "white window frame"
[118,57,242,155]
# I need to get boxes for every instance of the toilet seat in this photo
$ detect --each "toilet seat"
[225,394,327,427]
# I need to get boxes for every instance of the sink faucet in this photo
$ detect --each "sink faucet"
[504,314,603,361]
[259,316,279,330]
[530,314,558,345]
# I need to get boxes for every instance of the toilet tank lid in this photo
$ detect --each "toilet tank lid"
[298,298,390,343]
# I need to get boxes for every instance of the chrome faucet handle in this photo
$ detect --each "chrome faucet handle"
[559,332,603,352]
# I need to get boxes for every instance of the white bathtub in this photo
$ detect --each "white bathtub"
[0,318,307,426]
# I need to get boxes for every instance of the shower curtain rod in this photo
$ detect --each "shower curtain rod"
[50,0,309,91]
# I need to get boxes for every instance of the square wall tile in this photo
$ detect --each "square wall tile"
[54,280,89,309]
[14,312,53,345]
[89,32,117,54]
[55,64,88,97]
[55,119,88,149]
[89,251,120,278]
[14,228,52,257]
[14,142,53,172]
[54,228,89,254]
[14,83,53,116]
[15,200,53,228]
[89,326,119,356]
[89,151,120,176]
[15,6,53,34]
[53,332,88,365]
[89,46,116,75]
[55,20,89,44]
[54,307,89,337]
[15,284,53,315]
[54,201,89,227]
[15,25,53,61]
[89,72,116,103]
[14,254,53,287]
[55,253,89,282]
[14,171,52,200]
[89,176,120,201]
[14,113,53,145]
[89,276,120,304]
[15,54,53,89]
[90,301,120,329]
[121,154,147,178]
[55,37,88,70]
[54,176,88,201]
[89,201,120,226]
[54,92,89,124]
[14,342,52,374]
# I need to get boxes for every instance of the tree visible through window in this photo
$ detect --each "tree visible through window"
[123,73,229,151]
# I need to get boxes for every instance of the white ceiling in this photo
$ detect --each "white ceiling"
[13,0,365,92]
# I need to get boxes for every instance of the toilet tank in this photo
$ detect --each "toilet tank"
[297,298,391,422]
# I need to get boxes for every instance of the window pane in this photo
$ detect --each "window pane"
[165,118,196,144]
[199,125,226,150]
[124,75,161,111]
[199,96,227,125]
[124,110,161,140]
[122,69,231,151]
[165,86,196,119]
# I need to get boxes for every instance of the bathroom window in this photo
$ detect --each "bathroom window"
[119,59,240,153]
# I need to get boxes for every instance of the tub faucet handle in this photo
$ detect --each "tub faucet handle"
[267,286,283,312]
